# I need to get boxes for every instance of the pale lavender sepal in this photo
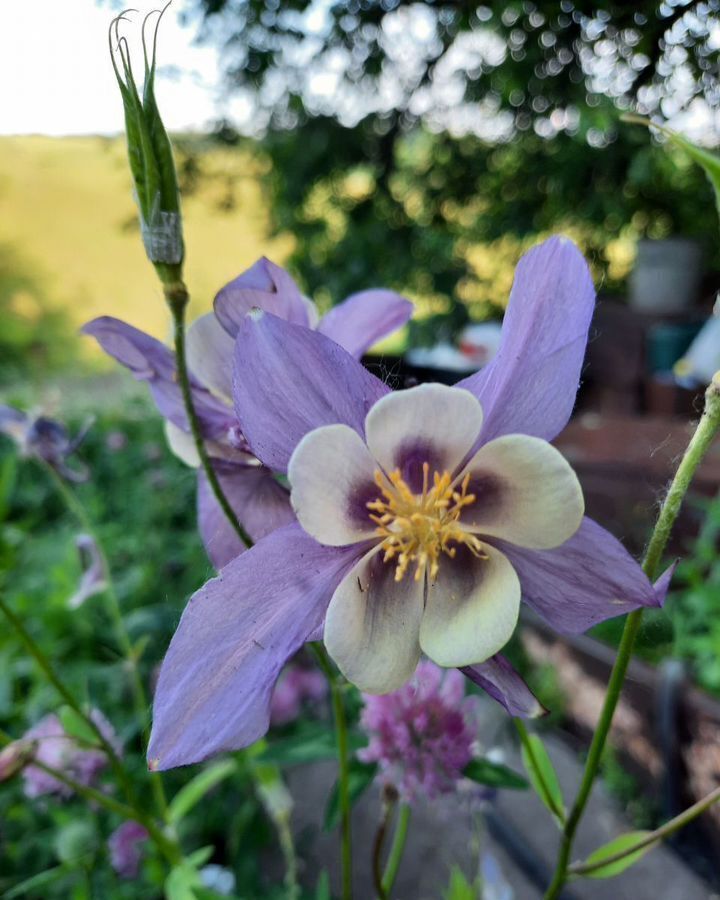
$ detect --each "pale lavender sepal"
[197,464,295,569]
[214,258,309,337]
[148,524,361,769]
[461,655,546,718]
[317,290,413,359]
[457,236,595,445]
[232,311,390,472]
[493,517,663,634]
[82,317,233,439]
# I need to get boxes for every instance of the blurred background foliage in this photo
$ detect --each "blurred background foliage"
[180,0,720,316]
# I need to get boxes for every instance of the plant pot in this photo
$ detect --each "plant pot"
[629,238,703,314]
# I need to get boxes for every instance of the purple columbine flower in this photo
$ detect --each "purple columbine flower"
[358,661,479,802]
[147,236,672,770]
[83,258,412,569]
[22,711,121,799]
[270,657,328,726]
[0,405,90,482]
[108,820,149,879]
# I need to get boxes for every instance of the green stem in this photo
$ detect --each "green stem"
[515,719,565,823]
[545,378,720,899]
[381,804,411,896]
[41,462,169,821]
[372,790,397,900]
[168,287,251,548]
[0,592,137,808]
[570,784,720,876]
[311,644,353,900]
[0,728,180,865]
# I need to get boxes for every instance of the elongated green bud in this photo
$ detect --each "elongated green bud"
[109,5,184,281]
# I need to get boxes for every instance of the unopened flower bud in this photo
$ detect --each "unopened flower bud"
[0,741,36,782]
[109,6,184,277]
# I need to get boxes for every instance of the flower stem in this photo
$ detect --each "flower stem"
[310,644,353,900]
[167,284,251,548]
[570,784,720,876]
[0,727,180,865]
[381,803,411,897]
[0,592,137,808]
[544,378,720,899]
[40,461,169,821]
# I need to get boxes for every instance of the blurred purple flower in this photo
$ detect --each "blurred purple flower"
[0,405,90,482]
[68,534,108,609]
[270,659,328,726]
[108,821,149,879]
[22,711,121,799]
[148,237,672,770]
[83,258,412,569]
[358,662,478,802]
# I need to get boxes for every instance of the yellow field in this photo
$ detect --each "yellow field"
[0,135,292,360]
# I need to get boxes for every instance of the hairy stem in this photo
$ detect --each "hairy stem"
[311,644,353,900]
[381,803,411,896]
[167,285,251,548]
[571,784,720,876]
[545,378,720,898]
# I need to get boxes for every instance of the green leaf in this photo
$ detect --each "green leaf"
[520,734,565,824]
[3,866,70,899]
[186,846,214,869]
[57,706,98,746]
[165,862,203,900]
[323,759,378,831]
[463,757,528,790]
[664,131,720,222]
[314,870,332,900]
[442,865,479,900]
[583,831,654,879]
[168,760,237,825]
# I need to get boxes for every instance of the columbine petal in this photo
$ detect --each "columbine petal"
[148,524,360,769]
[185,313,235,403]
[324,548,424,694]
[317,289,413,358]
[82,317,232,438]
[288,424,380,546]
[364,384,483,492]
[214,258,309,336]
[233,310,389,472]
[420,544,520,667]
[494,517,662,634]
[461,434,584,549]
[461,655,547,718]
[457,236,595,445]
[198,464,295,569]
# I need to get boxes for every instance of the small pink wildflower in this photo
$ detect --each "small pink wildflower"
[270,660,327,726]
[358,661,479,802]
[108,821,149,879]
[22,711,121,799]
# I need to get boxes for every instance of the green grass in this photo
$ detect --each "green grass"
[0,135,292,361]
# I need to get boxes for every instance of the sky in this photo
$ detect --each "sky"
[2,0,718,141]
[1,0,228,135]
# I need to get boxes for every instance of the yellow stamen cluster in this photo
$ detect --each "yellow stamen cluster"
[367,462,486,582]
